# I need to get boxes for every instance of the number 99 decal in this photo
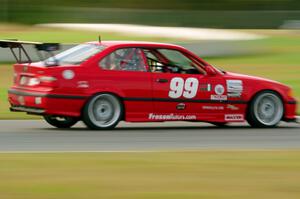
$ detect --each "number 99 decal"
[168,77,199,99]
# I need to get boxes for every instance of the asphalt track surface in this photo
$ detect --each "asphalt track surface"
[0,120,299,152]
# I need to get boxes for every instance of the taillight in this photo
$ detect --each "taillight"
[39,76,58,87]
[27,78,40,86]
[19,76,57,87]
[20,76,28,85]
[39,76,57,82]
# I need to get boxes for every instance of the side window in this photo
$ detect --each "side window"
[143,49,166,73]
[99,48,147,72]
[143,48,206,75]
[157,49,204,74]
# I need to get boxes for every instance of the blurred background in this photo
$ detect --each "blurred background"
[0,2,300,199]
[1,0,300,28]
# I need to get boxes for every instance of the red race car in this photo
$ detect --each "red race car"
[1,40,297,129]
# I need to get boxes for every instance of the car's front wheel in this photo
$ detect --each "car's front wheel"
[247,91,284,128]
[83,93,122,130]
[43,115,79,128]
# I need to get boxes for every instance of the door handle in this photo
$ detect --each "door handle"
[156,78,168,83]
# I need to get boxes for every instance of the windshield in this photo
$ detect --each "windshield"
[45,44,105,66]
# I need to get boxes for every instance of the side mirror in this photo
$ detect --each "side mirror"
[206,66,217,76]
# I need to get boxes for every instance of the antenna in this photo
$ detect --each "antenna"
[98,35,101,44]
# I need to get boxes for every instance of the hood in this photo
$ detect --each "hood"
[225,72,287,87]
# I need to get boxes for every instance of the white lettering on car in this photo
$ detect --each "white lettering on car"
[225,114,244,121]
[227,104,239,110]
[169,77,184,98]
[211,95,227,101]
[168,77,199,99]
[202,106,224,110]
[227,80,243,97]
[149,113,197,120]
[183,78,199,98]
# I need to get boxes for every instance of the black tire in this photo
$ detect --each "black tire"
[247,91,284,128]
[82,93,123,130]
[43,115,78,128]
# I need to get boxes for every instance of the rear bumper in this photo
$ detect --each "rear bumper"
[8,88,87,117]
[10,105,45,115]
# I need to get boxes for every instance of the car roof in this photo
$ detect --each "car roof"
[87,40,185,50]
[85,40,210,67]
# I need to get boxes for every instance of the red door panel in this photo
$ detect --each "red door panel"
[152,72,229,121]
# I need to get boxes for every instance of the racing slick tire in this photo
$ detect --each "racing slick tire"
[247,91,284,128]
[43,115,79,128]
[83,93,123,130]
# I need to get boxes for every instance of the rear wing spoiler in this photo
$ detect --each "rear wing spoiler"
[0,40,60,63]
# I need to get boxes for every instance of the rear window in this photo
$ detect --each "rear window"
[45,44,105,66]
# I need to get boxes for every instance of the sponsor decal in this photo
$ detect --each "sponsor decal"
[227,104,239,110]
[62,70,75,80]
[77,81,89,88]
[176,103,186,110]
[202,105,224,110]
[199,83,211,91]
[227,80,243,97]
[148,113,196,120]
[214,84,225,95]
[211,95,227,101]
[225,114,244,121]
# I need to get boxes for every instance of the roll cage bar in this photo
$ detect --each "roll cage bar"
[0,40,60,63]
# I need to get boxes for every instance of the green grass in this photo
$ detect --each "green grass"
[0,151,300,199]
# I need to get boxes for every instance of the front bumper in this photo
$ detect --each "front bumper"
[8,88,87,117]
[284,100,298,122]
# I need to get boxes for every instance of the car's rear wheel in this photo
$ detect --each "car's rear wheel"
[43,115,78,128]
[83,93,122,130]
[247,91,284,128]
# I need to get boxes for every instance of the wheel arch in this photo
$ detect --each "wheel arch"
[81,91,126,120]
[246,89,285,120]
